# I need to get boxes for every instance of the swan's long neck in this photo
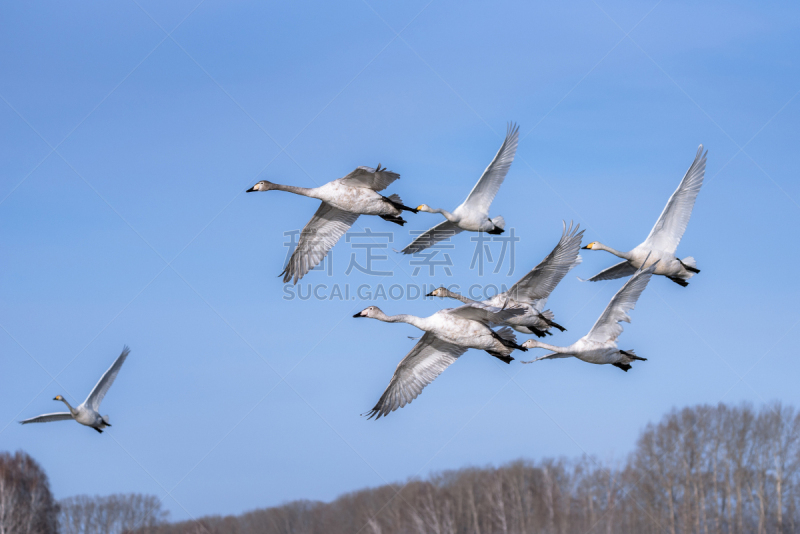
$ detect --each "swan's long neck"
[593,242,631,260]
[270,183,320,199]
[428,208,458,223]
[58,397,77,415]
[440,289,475,305]
[529,341,570,353]
[374,312,426,330]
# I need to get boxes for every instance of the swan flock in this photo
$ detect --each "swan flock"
[21,125,708,427]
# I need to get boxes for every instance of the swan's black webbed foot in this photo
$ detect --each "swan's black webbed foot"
[491,330,527,351]
[677,259,701,273]
[486,351,514,364]
[487,227,504,235]
[94,427,103,434]
[380,215,407,226]
[667,276,689,287]
[612,362,631,372]
[529,327,548,338]
[620,349,646,361]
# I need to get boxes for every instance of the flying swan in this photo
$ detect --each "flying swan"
[247,165,417,284]
[581,145,707,286]
[522,261,657,372]
[354,302,527,418]
[427,221,583,337]
[401,123,519,254]
[20,346,130,433]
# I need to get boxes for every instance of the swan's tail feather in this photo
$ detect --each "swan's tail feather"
[489,215,505,234]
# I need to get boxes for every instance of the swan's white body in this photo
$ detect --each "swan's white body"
[354,303,526,418]
[582,145,706,286]
[248,165,415,284]
[523,262,658,372]
[401,124,519,253]
[20,346,130,433]
[428,222,584,337]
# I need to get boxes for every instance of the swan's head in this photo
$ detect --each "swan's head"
[415,204,433,213]
[353,306,383,319]
[426,287,448,298]
[582,241,600,250]
[521,339,541,350]
[246,180,276,193]
[53,395,63,401]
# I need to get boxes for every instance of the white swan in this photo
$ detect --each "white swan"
[427,221,584,337]
[354,303,527,418]
[20,346,130,433]
[582,145,707,286]
[401,123,519,254]
[522,261,657,372]
[247,165,417,284]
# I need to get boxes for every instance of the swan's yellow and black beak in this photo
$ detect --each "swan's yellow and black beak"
[53,395,61,401]
[581,245,590,249]
[425,291,435,297]
[353,311,365,318]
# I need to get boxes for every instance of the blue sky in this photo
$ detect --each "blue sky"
[1,0,799,522]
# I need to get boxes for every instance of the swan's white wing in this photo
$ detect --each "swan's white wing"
[504,221,584,304]
[446,302,524,324]
[522,352,571,364]
[282,202,360,284]
[400,220,463,254]
[461,123,519,214]
[642,145,707,254]
[586,262,657,343]
[366,333,468,419]
[86,346,130,412]
[20,412,73,424]
[580,261,638,282]
[337,165,400,192]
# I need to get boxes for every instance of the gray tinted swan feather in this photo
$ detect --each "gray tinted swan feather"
[354,303,526,418]
[248,165,416,284]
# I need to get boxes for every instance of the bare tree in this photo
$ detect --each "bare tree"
[0,451,59,534]
[59,493,168,533]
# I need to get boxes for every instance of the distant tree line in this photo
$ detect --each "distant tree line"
[59,493,168,534]
[138,402,800,534]
[0,449,167,534]
[2,402,799,533]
